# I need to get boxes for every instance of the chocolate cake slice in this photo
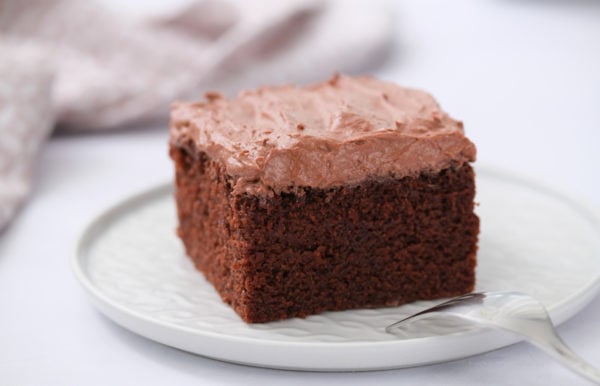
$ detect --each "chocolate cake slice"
[169,74,479,323]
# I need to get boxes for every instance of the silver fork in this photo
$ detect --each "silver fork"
[386,291,600,384]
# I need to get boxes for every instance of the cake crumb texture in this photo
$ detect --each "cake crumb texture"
[171,144,479,323]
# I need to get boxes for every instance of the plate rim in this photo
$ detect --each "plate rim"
[71,165,600,369]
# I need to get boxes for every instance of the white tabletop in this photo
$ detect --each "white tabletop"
[2,1,599,385]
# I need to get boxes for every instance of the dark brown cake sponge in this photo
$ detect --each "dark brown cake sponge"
[171,144,479,323]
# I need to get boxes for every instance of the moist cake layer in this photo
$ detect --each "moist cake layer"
[170,75,476,194]
[171,146,479,323]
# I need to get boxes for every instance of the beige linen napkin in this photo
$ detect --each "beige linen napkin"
[0,0,393,231]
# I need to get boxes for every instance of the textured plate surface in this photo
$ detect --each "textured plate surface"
[73,167,600,371]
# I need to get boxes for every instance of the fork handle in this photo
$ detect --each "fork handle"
[531,330,600,384]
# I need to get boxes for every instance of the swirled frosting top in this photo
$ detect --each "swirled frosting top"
[170,74,476,194]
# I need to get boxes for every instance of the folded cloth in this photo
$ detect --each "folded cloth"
[0,0,393,231]
[0,42,54,230]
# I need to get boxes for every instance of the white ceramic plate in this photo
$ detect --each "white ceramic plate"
[72,167,600,371]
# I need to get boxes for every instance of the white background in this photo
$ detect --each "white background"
[1,1,599,385]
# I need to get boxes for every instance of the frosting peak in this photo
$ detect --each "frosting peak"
[170,75,476,193]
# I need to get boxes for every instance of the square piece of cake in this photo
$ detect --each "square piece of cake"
[169,75,479,323]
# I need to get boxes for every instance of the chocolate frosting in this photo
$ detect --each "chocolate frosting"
[170,75,476,194]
